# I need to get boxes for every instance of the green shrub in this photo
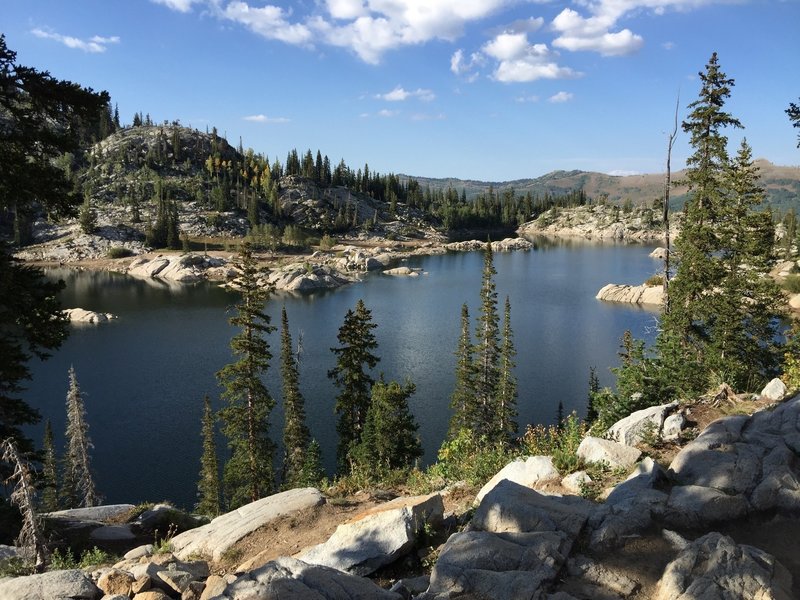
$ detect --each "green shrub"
[107,246,134,259]
[319,233,336,250]
[521,412,586,474]
[0,557,32,577]
[783,274,800,293]
[428,428,516,487]
[645,274,664,287]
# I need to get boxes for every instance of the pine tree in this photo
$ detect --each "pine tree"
[280,306,311,489]
[447,303,476,439]
[586,367,599,424]
[658,54,782,395]
[787,99,800,147]
[474,242,501,437]
[40,420,58,512]
[328,299,380,473]
[353,380,422,474]
[217,244,275,508]
[62,367,98,508]
[297,439,325,487]
[1,438,47,571]
[196,395,221,517]
[496,296,518,442]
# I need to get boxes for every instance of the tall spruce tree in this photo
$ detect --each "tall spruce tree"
[280,306,311,489]
[353,380,422,474]
[328,299,379,473]
[40,420,58,512]
[1,36,107,458]
[196,395,221,517]
[787,99,800,147]
[658,53,782,395]
[474,242,501,437]
[217,244,275,508]
[447,303,476,439]
[496,296,518,442]
[62,367,98,508]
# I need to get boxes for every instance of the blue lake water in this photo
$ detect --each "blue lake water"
[25,240,662,508]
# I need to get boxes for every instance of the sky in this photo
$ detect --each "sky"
[3,0,799,181]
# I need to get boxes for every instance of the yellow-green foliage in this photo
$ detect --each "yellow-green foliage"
[428,429,516,487]
[521,412,586,474]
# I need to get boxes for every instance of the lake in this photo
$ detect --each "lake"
[25,240,662,508]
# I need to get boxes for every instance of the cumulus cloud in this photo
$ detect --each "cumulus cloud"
[243,114,290,123]
[378,109,399,117]
[153,0,514,64]
[31,28,120,53]
[150,0,203,12]
[376,86,435,102]
[550,1,726,57]
[482,32,580,83]
[515,94,540,103]
[548,91,574,103]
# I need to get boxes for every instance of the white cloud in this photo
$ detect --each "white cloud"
[515,94,539,103]
[550,1,727,58]
[31,28,120,53]
[153,0,515,64]
[450,49,484,81]
[548,91,574,103]
[377,86,435,102]
[378,109,399,117]
[662,41,675,50]
[243,114,290,123]
[482,32,580,83]
[220,2,313,46]
[150,0,203,12]
[608,169,642,176]
[411,112,446,121]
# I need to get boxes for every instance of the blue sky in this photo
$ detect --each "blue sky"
[3,0,799,180]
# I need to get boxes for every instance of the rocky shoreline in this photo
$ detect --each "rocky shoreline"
[1,382,797,599]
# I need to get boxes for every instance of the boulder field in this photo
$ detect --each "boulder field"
[2,386,798,599]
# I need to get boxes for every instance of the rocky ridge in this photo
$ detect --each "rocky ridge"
[2,381,798,599]
[518,204,677,242]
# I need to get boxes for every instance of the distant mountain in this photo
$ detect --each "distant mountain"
[401,159,800,213]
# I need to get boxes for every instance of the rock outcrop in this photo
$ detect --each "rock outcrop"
[474,455,560,504]
[300,493,443,576]
[607,401,680,446]
[518,204,676,242]
[127,254,228,283]
[171,487,325,562]
[596,283,664,305]
[0,569,99,600]
[63,308,118,324]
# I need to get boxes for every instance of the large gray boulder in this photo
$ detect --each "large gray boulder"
[300,493,443,576]
[655,532,793,600]
[212,556,401,599]
[473,479,593,540]
[419,530,566,600]
[607,401,678,446]
[171,487,325,561]
[595,283,664,305]
[45,504,135,522]
[761,378,787,402]
[0,569,99,600]
[665,484,749,528]
[668,396,800,515]
[577,437,642,470]
[475,456,560,504]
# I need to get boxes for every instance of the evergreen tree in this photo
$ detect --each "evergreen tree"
[353,379,422,474]
[328,299,379,473]
[78,196,97,234]
[787,99,800,147]
[62,367,98,508]
[217,244,275,508]
[279,306,311,489]
[40,420,58,512]
[474,242,501,437]
[658,54,782,395]
[496,295,518,441]
[297,439,325,487]
[1,36,106,457]
[1,438,47,570]
[196,395,221,517]
[447,303,476,439]
[586,367,599,424]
